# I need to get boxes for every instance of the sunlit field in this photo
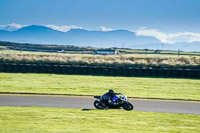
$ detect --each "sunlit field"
[0,106,199,133]
[0,73,199,100]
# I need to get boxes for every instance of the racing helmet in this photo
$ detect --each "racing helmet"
[108,89,114,96]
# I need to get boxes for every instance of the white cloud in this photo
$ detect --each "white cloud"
[135,27,200,44]
[0,23,28,31]
[0,23,83,32]
[99,26,114,31]
[46,25,83,32]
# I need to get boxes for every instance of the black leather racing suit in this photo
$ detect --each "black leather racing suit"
[100,93,119,107]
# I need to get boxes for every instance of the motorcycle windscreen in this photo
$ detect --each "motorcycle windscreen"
[112,96,118,102]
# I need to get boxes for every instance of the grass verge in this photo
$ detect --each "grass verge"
[0,73,200,100]
[0,106,200,133]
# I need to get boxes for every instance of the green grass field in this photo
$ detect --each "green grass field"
[0,73,199,100]
[0,106,199,133]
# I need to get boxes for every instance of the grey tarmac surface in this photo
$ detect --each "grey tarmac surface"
[0,94,200,115]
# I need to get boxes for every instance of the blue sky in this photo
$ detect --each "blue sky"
[1,0,200,44]
[1,0,200,33]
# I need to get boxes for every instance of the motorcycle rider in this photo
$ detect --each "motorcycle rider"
[100,89,119,109]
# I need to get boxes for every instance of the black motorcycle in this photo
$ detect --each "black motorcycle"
[93,93,134,111]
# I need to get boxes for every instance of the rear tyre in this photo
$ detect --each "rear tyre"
[122,102,134,111]
[94,100,105,109]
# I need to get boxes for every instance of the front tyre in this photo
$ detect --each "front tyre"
[122,102,134,111]
[94,100,105,109]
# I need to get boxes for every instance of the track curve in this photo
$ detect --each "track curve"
[0,94,200,115]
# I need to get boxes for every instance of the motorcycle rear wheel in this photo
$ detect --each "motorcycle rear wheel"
[94,100,106,109]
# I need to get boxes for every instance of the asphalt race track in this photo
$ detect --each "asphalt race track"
[0,94,200,115]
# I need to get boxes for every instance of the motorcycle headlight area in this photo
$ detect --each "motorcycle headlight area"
[120,95,125,100]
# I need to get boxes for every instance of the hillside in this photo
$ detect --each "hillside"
[0,25,160,47]
[0,40,94,53]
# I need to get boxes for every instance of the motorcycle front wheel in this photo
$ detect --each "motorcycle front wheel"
[122,102,134,111]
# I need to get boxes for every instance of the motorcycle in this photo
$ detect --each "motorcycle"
[93,93,134,111]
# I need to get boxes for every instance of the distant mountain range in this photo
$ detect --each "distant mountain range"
[132,42,200,52]
[0,25,200,52]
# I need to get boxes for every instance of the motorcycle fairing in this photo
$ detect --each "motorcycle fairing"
[112,95,118,102]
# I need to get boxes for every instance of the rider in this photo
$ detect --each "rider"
[100,89,120,108]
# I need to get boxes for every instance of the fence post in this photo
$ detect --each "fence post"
[187,70,195,78]
[20,64,27,73]
[13,64,20,72]
[60,65,68,74]
[180,69,187,77]
[196,70,200,78]
[130,68,137,76]
[89,67,95,75]
[143,68,151,77]
[0,64,6,72]
[137,68,143,76]
[82,67,88,75]
[103,68,109,75]
[47,65,54,73]
[96,67,103,75]
[123,68,129,76]
[165,69,172,77]
[7,64,14,72]
[158,69,165,77]
[172,69,180,77]
[152,69,158,76]
[116,68,123,76]
[109,68,115,76]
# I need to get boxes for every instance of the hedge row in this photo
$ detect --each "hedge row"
[0,63,199,78]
